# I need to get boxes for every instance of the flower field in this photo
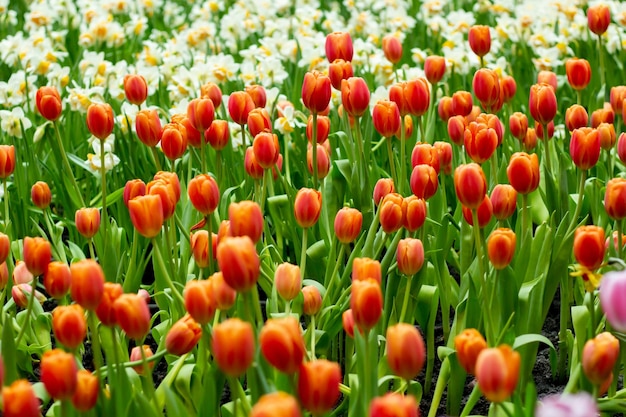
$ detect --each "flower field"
[2,0,626,416]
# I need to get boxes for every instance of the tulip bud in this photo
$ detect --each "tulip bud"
[302,71,332,114]
[130,345,155,374]
[200,81,222,108]
[396,238,425,276]
[487,228,516,269]
[260,317,305,374]
[217,236,259,292]
[382,34,402,64]
[591,103,615,128]
[464,121,498,164]
[43,261,71,299]
[307,141,331,179]
[244,146,265,180]
[114,293,151,340]
[328,59,354,91]
[373,178,395,206]
[490,184,517,220]
[475,345,520,402]
[228,200,264,243]
[369,393,419,417]
[610,86,626,115]
[31,181,51,210]
[161,121,188,160]
[389,82,411,116]
[454,328,487,374]
[410,164,439,200]
[403,196,427,232]
[352,257,381,284]
[565,58,591,91]
[448,115,466,145]
[302,285,322,315]
[468,25,491,57]
[373,100,401,138]
[52,304,87,349]
[123,74,148,105]
[36,86,62,121]
[570,127,601,170]
[188,174,219,216]
[228,91,255,125]
[212,318,255,376]
[582,332,619,385]
[23,236,51,276]
[588,4,611,36]
[71,370,99,411]
[387,323,426,380]
[574,225,605,271]
[166,314,202,355]
[343,309,355,338]
[334,207,363,244]
[86,102,114,140]
[275,263,301,301]
[605,178,626,220]
[434,141,453,175]
[128,194,164,238]
[191,230,215,269]
[253,131,280,169]
[13,260,33,285]
[209,271,236,310]
[454,163,487,209]
[462,195,493,228]
[500,75,517,103]
[205,119,230,150]
[0,262,8,289]
[529,83,557,125]
[473,69,500,111]
[298,360,342,415]
[245,84,267,108]
[3,380,40,417]
[184,279,216,324]
[411,142,440,173]
[325,31,353,63]
[523,127,538,151]
[0,232,9,265]
[598,122,616,150]
[0,145,15,179]
[618,133,626,164]
[506,152,540,195]
[537,70,557,91]
[123,179,146,207]
[351,278,382,331]
[248,107,272,137]
[95,282,123,326]
[251,392,302,417]
[294,188,322,229]
[75,207,100,239]
[341,77,370,118]
[379,193,404,234]
[438,96,454,121]
[452,90,473,116]
[13,283,46,307]
[424,55,446,84]
[135,109,162,147]
[406,77,430,117]
[41,349,78,400]
[565,104,588,132]
[70,259,105,310]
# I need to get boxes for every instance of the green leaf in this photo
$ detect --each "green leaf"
[512,334,556,352]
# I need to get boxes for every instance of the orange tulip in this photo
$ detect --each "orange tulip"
[473,69,500,111]
[566,58,591,90]
[574,225,605,270]
[31,181,51,210]
[302,285,322,315]
[184,279,216,324]
[307,143,330,179]
[508,112,528,142]
[475,345,521,402]
[462,195,493,228]
[438,96,454,121]
[605,178,626,220]
[75,207,101,239]
[190,230,215,268]
[135,109,162,147]
[325,31,353,63]
[448,115,466,145]
[403,196,427,232]
[424,55,446,84]
[464,121,498,164]
[588,4,611,35]
[591,102,615,128]
[341,77,370,118]
[250,392,302,417]
[373,100,401,138]
[500,75,517,104]
[537,70,557,92]
[130,345,155,374]
[200,82,222,109]
[228,200,264,243]
[245,84,267,108]
[351,278,382,331]
[123,179,146,207]
[396,238,425,276]
[506,152,540,195]
[252,131,280,169]
[619,132,626,164]
[43,261,71,299]
[0,145,15,179]
[452,90,473,116]
[411,142,440,173]
[570,127,600,170]
[36,86,62,121]
[582,332,619,385]
[434,141,453,175]
[128,194,164,238]
[114,293,151,340]
[228,91,255,125]
[71,370,99,411]
[0,232,9,265]
[610,86,626,115]
[302,71,332,114]
[260,317,305,374]
[244,146,265,180]
[274,262,301,302]
[124,74,148,105]
[468,25,491,57]
[328,58,354,90]
[565,104,589,132]
[373,178,395,206]
[95,282,123,326]
[41,349,78,400]
[369,393,418,417]
[405,77,430,117]
[454,163,487,209]
[166,313,202,355]
[334,207,363,244]
[487,228,517,269]
[212,318,255,377]
[598,122,616,150]
[523,127,538,151]
[387,323,426,380]
[529,83,557,125]
[52,304,87,349]
[2,380,40,417]
[298,360,342,415]
[205,119,230,150]
[86,102,114,140]
[70,259,105,310]
[188,174,219,216]
[23,236,51,276]
[410,164,438,200]
[216,236,259,292]
[248,107,272,138]
[343,309,355,338]
[382,34,402,64]
[379,193,405,234]
[490,184,517,220]
[294,188,322,229]
[352,257,381,285]
[454,328,487,374]
[161,121,188,160]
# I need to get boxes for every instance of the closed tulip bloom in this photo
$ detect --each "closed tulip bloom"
[275,263,301,301]
[476,113,504,145]
[123,179,146,207]
[217,236,259,292]
[599,270,626,332]
[403,196,427,232]
[212,318,255,376]
[70,259,105,310]
[114,293,151,340]
[200,81,222,109]
[23,236,51,276]
[490,184,517,220]
[0,145,15,179]
[424,55,446,84]
[13,284,46,308]
[410,164,438,200]
[298,360,342,415]
[619,133,626,164]
[0,262,7,290]
[161,122,188,160]
[36,86,62,121]
[130,345,155,374]
[475,345,520,402]
[3,380,40,417]
[95,282,123,326]
[610,86,626,115]
[248,107,272,137]
[405,77,430,117]
[306,114,330,144]
[588,4,611,35]
[228,200,264,243]
[464,121,498,164]
[209,271,237,310]
[473,69,500,111]
[452,90,473,116]
[500,75,517,103]
[411,142,440,172]
[184,279,216,324]
[325,31,353,63]
[302,285,323,315]
[379,193,405,234]
[52,304,87,349]
[434,141,453,175]
[582,332,619,385]
[251,392,302,417]
[506,152,540,195]
[468,25,491,57]
[307,142,331,179]
[373,100,401,138]
[537,71,557,91]
[228,91,256,125]
[382,34,402,64]
[0,232,9,265]
[124,74,148,105]
[86,102,114,140]
[43,261,71,299]
[171,114,200,148]
[565,58,591,90]
[343,309,355,338]
[302,71,332,114]
[508,112,528,141]
[529,83,557,125]
[387,323,426,380]
[31,181,51,210]
[351,278,382,331]
[438,96,454,121]
[565,105,589,132]
[13,261,33,285]
[334,207,363,244]
[144,180,176,219]
[570,127,601,170]
[487,228,517,269]
[71,370,99,411]
[535,392,599,417]
[454,163,487,209]
[535,120,554,142]
[41,349,77,400]
[454,328,487,374]
[341,77,370,118]
[328,59,354,90]
[389,82,411,116]
[591,103,615,127]
[448,115,466,145]
[373,178,395,206]
[135,109,162,147]
[190,230,216,268]
[598,122,616,150]
[369,393,419,417]
[462,195,493,228]
[188,174,219,216]
[154,169,182,200]
[253,131,280,169]
[245,84,267,108]
[260,317,305,374]
[574,225,605,270]
[75,207,100,239]
[352,257,382,285]
[605,178,626,220]
[294,188,322,228]
[244,146,265,180]
[396,238,425,276]
[128,194,164,238]
[166,314,202,355]
[205,119,230,150]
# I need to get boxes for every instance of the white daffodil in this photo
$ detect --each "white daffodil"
[0,107,32,138]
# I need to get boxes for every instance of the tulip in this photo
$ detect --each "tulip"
[334,207,363,244]
[373,100,401,138]
[75,207,100,239]
[245,84,267,108]
[253,131,280,169]
[591,103,615,127]
[166,314,202,355]
[209,271,237,310]
[212,318,255,376]
[570,127,600,170]
[600,270,626,332]
[161,121,188,160]
[123,179,146,207]
[95,282,123,326]
[12,260,33,286]
[188,174,219,216]
[248,107,272,137]
[128,194,164,238]
[302,285,322,315]
[0,232,8,265]
[43,261,71,299]
[205,119,230,150]
[0,145,15,179]
[341,77,370,118]
[86,102,114,140]
[41,349,78,400]
[506,152,540,195]
[382,34,402,64]
[490,184,517,220]
[389,82,411,116]
[352,258,382,285]
[228,200,264,243]
[405,77,430,117]
[2,380,40,417]
[462,195,493,228]
[130,345,155,374]
[464,121,498,164]
[500,75,517,103]
[535,392,599,417]
[448,115,466,145]
[251,392,302,417]
[473,69,500,111]
[424,55,446,84]
[170,114,199,149]
[228,91,256,126]
[351,278,382,331]
[588,4,611,35]
[294,188,322,229]
[379,193,404,234]
[536,70,557,91]
[438,96,454,121]
[328,59,354,90]
[487,228,517,269]
[529,83,557,125]
[135,109,162,147]
[216,236,259,292]
[114,293,151,340]
[23,236,51,276]
[342,309,355,338]
[0,262,9,289]
[184,279,216,324]
[12,284,45,308]
[410,164,438,200]
[36,86,62,121]
[452,90,473,116]
[298,360,342,415]
[190,230,216,268]
[403,196,427,232]
[565,105,589,132]
[387,323,426,380]
[522,127,538,151]
[123,74,148,105]
[325,31,353,63]
[52,304,87,349]
[565,58,591,91]
[411,142,440,173]
[610,86,626,115]
[582,332,619,385]
[396,238,425,276]
[260,317,305,374]
[369,393,419,417]
[434,141,453,175]
[598,122,616,150]
[573,225,605,270]
[70,259,105,310]
[618,133,626,164]
[71,370,99,411]
[468,25,491,57]
[31,181,51,210]
[302,71,332,114]
[454,163,487,209]
[475,345,520,402]
[373,178,395,206]
[200,81,222,108]
[307,142,331,179]
[454,328,487,374]
[305,114,330,144]
[605,178,626,220]
[244,146,265,180]
[275,263,301,301]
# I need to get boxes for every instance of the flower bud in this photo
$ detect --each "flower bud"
[343,309,355,338]
[166,314,202,355]
[382,34,402,64]
[217,236,259,292]
[328,59,354,90]
[387,323,426,380]
[454,328,487,374]
[128,194,164,238]
[588,4,611,35]
[307,141,331,179]
[36,86,62,121]
[529,83,557,125]
[573,225,605,270]
[260,317,305,374]
[373,100,401,138]
[244,146,265,180]
[251,392,302,417]
[228,91,255,125]
[75,207,100,239]
[184,279,216,324]
[500,75,517,103]
[403,196,427,232]
[582,332,619,385]
[209,271,237,310]
[0,232,9,265]
[200,82,222,109]
[565,104,588,132]
[473,69,500,111]
[44,261,71,299]
[31,181,51,210]
[3,380,40,417]
[373,178,395,206]
[454,163,487,209]
[462,195,493,228]
[506,152,540,195]
[190,230,215,268]
[124,74,148,105]
[275,263,301,301]
[52,304,87,349]
[351,278,382,331]
[13,284,46,307]
[341,77,370,118]
[369,393,418,417]
[468,25,491,57]
[396,238,425,276]
[598,122,616,150]
[302,71,332,114]
[379,193,405,234]
[610,86,626,115]
[410,164,438,200]
[411,142,440,173]
[70,259,105,310]
[135,109,162,147]
[130,345,155,374]
[438,96,454,121]
[41,349,77,400]
[475,345,520,402]
[188,174,219,216]
[352,257,381,284]
[253,131,280,169]
[0,262,8,289]
[302,285,322,315]
[161,122,188,160]
[487,228,516,269]
[464,121,498,164]
[570,127,600,170]
[245,84,267,108]
[406,77,430,117]
[523,127,538,151]
[298,360,342,415]
[424,55,446,84]
[86,102,114,140]
[434,141,453,175]
[591,103,614,127]
[205,119,230,150]
[325,31,353,63]
[23,236,51,276]
[605,178,626,220]
[248,107,272,137]
[294,188,322,229]
[490,184,517,220]
[452,90,473,116]
[114,293,151,340]
[95,282,123,326]
[565,58,591,91]
[212,318,255,376]
[71,370,99,411]
[334,207,363,244]
[618,133,626,164]
[228,200,264,243]
[537,70,557,91]
[123,179,146,207]
[448,115,466,145]
[13,261,33,285]
[0,145,15,179]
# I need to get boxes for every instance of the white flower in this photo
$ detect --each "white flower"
[85,136,120,174]
[0,107,32,138]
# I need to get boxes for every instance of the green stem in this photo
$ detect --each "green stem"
[400,118,406,194]
[14,276,38,346]
[100,138,108,245]
[566,169,587,237]
[563,364,581,394]
[472,209,493,345]
[300,227,308,282]
[577,90,582,106]
[3,179,8,233]
[498,403,515,417]
[151,237,185,306]
[542,123,553,175]
[324,244,345,304]
[586,292,596,338]
[521,193,529,247]
[206,215,213,274]
[139,338,158,411]
[88,239,96,259]
[310,315,316,360]
[260,169,269,213]
[150,147,162,172]
[459,384,481,417]
[312,112,318,189]
[398,274,413,323]
[240,124,246,149]
[216,150,223,188]
[201,131,207,174]
[557,271,571,380]
[123,228,140,292]
[228,376,251,416]
[88,311,104,388]
[386,137,398,188]
[427,358,450,417]
[283,134,292,186]
[162,221,178,281]
[53,121,85,207]
[598,35,606,97]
